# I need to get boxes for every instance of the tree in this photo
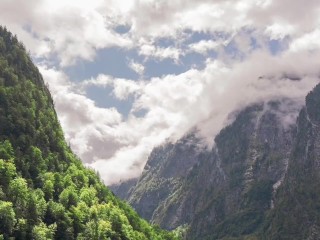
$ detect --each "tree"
[0,201,15,236]
[14,218,27,239]
[32,222,56,240]
[0,140,14,160]
[28,146,46,180]
[59,186,78,209]
[43,179,54,201]
[78,220,113,240]
[79,187,97,206]
[0,159,16,192]
[8,177,28,216]
[27,189,47,226]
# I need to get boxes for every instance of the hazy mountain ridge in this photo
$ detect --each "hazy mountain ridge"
[113,95,320,239]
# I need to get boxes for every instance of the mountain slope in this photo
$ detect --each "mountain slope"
[185,101,296,239]
[0,26,178,240]
[119,131,209,223]
[262,85,320,239]
[114,95,320,239]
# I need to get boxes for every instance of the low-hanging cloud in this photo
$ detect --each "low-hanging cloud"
[41,48,319,185]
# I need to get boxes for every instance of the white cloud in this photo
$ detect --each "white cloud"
[189,40,221,55]
[39,66,124,162]
[264,23,295,40]
[3,0,320,186]
[132,50,320,145]
[41,48,319,186]
[80,74,113,89]
[289,29,320,52]
[2,0,320,64]
[128,60,145,76]
[80,74,141,101]
[0,0,133,66]
[139,44,182,62]
[113,79,141,100]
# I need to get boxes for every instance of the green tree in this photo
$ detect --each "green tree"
[14,218,28,239]
[27,189,47,226]
[29,146,46,180]
[78,219,114,240]
[79,187,97,206]
[0,201,15,236]
[8,177,28,215]
[0,159,16,192]
[59,186,78,209]
[0,140,14,160]
[32,222,56,240]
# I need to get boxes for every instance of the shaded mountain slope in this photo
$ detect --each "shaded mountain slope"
[261,84,320,240]
[114,93,320,239]
[0,26,178,240]
[126,131,209,223]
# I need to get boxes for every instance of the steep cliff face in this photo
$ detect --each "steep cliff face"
[262,85,320,239]
[186,101,296,239]
[113,98,308,239]
[124,131,210,222]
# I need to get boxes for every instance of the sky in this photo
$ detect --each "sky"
[1,0,320,185]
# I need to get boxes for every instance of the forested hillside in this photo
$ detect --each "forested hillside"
[0,26,179,240]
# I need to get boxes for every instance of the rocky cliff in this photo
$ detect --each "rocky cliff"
[113,93,320,239]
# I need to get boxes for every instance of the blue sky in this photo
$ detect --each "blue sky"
[1,0,320,184]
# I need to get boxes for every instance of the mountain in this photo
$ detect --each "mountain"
[113,93,320,239]
[112,130,211,225]
[263,85,320,239]
[0,26,179,240]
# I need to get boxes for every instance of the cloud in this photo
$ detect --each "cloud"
[0,0,133,66]
[113,79,141,100]
[264,23,295,40]
[39,66,124,162]
[3,0,320,186]
[80,74,141,101]
[80,74,113,90]
[132,49,320,144]
[3,0,320,65]
[289,29,320,52]
[139,44,182,62]
[128,60,145,76]
[42,48,319,186]
[189,40,221,55]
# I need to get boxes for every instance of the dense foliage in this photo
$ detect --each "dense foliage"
[0,26,179,240]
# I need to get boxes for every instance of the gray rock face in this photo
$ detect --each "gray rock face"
[186,102,296,239]
[263,85,320,240]
[109,178,138,200]
[125,131,210,222]
[112,90,320,239]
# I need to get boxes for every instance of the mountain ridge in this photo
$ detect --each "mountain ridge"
[113,94,320,239]
[0,26,178,240]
